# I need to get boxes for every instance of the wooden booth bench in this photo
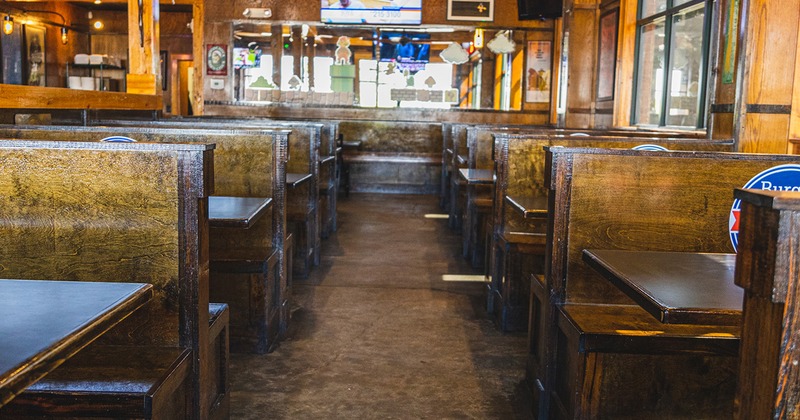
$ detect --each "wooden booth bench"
[532,147,800,419]
[91,118,323,280]
[450,123,707,269]
[489,134,735,332]
[0,139,225,420]
[0,124,291,356]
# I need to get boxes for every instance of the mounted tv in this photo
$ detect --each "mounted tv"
[233,43,263,69]
[321,0,422,25]
[517,0,562,19]
[379,32,429,72]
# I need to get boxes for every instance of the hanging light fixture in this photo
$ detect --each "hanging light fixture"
[60,26,68,44]
[93,20,104,30]
[3,15,13,35]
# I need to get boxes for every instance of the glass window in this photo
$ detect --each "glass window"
[634,0,710,128]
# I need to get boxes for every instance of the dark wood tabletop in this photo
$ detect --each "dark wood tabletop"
[286,172,312,188]
[582,249,742,326]
[505,194,548,219]
[457,154,468,165]
[319,155,336,165]
[0,279,153,406]
[458,168,495,185]
[208,196,273,228]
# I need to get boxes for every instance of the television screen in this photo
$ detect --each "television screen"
[321,0,422,25]
[379,33,429,72]
[233,44,262,69]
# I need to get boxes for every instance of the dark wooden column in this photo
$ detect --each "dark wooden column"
[734,188,800,419]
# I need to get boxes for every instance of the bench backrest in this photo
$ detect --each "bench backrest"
[467,125,706,170]
[494,134,735,233]
[0,140,212,347]
[545,147,800,305]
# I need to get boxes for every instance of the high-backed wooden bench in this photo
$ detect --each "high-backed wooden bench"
[0,124,292,356]
[92,118,322,280]
[536,147,800,419]
[0,139,220,419]
[490,134,735,332]
[733,189,800,419]
[455,124,705,268]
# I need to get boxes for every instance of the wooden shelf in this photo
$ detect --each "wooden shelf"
[0,85,161,111]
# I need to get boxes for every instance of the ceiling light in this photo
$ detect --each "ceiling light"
[93,20,104,30]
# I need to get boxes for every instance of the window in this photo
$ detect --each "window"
[633,0,711,128]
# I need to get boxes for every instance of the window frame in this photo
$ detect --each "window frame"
[631,0,713,129]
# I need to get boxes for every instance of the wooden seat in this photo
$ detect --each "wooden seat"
[210,247,281,354]
[1,345,192,419]
[551,303,739,419]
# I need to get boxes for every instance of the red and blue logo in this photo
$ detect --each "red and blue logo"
[730,164,800,251]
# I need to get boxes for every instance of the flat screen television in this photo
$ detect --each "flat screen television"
[233,44,262,69]
[321,0,422,25]
[379,32,429,72]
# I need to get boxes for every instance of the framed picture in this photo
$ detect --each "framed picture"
[525,41,552,103]
[23,24,46,86]
[596,9,619,101]
[447,0,494,22]
[206,44,227,76]
[160,50,168,91]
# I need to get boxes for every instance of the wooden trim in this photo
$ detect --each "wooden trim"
[745,104,792,114]
[550,17,564,126]
[711,103,735,113]
[612,0,636,127]
[0,85,161,110]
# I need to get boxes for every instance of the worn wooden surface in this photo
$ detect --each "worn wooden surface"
[538,147,800,419]
[0,280,153,407]
[734,189,800,419]
[0,140,212,419]
[0,85,161,110]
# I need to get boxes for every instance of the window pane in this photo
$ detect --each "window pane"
[640,0,666,18]
[673,0,694,7]
[634,19,666,125]
[665,3,705,126]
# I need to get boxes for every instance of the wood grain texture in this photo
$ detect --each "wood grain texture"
[734,190,800,419]
[0,85,161,110]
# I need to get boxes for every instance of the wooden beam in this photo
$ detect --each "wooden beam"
[191,0,204,114]
[612,0,636,128]
[127,0,160,95]
[734,0,800,153]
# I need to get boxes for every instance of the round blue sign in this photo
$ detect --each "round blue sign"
[729,164,800,251]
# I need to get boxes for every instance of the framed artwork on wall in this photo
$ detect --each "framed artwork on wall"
[24,24,46,86]
[447,0,494,22]
[206,44,227,76]
[526,41,552,103]
[596,9,619,101]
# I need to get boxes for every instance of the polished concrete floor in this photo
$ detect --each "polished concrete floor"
[230,194,532,419]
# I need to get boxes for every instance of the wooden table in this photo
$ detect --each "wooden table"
[0,279,153,406]
[458,168,495,185]
[582,249,742,326]
[208,196,273,228]
[286,172,312,188]
[505,194,548,219]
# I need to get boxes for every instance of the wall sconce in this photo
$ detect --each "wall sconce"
[60,27,68,44]
[93,20,104,30]
[473,28,484,49]
[3,15,13,35]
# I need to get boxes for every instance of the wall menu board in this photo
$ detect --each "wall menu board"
[321,0,422,24]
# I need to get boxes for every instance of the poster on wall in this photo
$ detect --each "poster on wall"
[206,44,227,76]
[24,24,46,86]
[596,9,618,100]
[721,0,739,84]
[525,41,551,103]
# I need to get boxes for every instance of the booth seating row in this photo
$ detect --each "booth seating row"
[0,117,341,418]
[0,139,225,419]
[522,146,800,418]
